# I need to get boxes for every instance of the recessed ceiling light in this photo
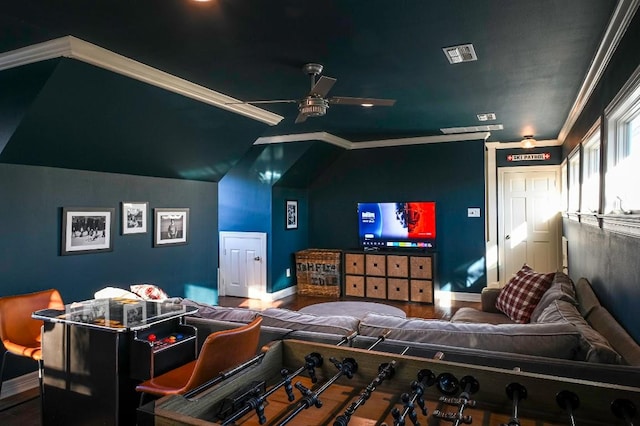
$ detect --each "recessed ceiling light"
[477,113,496,121]
[361,103,374,107]
[443,44,478,64]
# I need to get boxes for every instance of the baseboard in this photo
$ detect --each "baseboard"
[435,291,481,303]
[263,285,297,302]
[0,371,38,400]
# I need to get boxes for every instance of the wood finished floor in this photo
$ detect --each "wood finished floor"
[0,295,478,425]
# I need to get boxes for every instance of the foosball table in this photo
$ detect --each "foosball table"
[146,339,639,426]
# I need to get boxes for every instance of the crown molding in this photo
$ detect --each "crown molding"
[0,36,283,126]
[557,0,640,143]
[255,131,489,150]
[485,139,561,149]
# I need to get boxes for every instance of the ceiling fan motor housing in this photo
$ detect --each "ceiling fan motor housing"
[299,96,328,117]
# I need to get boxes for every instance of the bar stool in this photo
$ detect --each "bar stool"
[0,289,64,398]
[136,317,262,402]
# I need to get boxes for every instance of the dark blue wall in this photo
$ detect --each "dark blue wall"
[308,140,487,293]
[0,163,218,379]
[559,11,640,343]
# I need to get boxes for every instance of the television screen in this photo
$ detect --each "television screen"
[358,202,436,249]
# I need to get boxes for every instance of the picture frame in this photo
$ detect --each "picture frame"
[122,301,147,327]
[154,208,189,247]
[121,201,148,235]
[286,200,298,230]
[61,207,114,255]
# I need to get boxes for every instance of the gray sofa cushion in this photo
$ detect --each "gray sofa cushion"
[575,277,601,318]
[585,306,640,366]
[530,271,578,323]
[180,299,260,323]
[259,308,359,335]
[359,313,581,360]
[536,300,621,364]
[450,307,515,325]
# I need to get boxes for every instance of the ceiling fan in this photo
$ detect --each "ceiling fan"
[233,63,396,123]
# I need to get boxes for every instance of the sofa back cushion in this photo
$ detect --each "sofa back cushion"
[585,306,640,366]
[536,300,621,364]
[530,271,578,323]
[575,278,601,318]
[260,308,359,336]
[495,264,555,323]
[180,299,260,323]
[359,313,580,360]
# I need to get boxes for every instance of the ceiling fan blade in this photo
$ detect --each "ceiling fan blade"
[225,99,298,105]
[328,97,396,106]
[309,76,336,97]
[294,112,309,124]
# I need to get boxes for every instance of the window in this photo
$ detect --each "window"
[605,66,640,213]
[568,149,580,213]
[581,127,601,213]
[561,160,568,213]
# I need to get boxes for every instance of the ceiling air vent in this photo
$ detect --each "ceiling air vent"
[443,43,477,64]
[440,124,504,134]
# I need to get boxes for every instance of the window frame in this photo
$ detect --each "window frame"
[580,122,601,215]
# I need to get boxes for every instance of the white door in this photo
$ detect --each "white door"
[498,167,561,283]
[219,232,267,299]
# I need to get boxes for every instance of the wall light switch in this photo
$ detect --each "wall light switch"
[468,207,481,217]
[286,268,291,277]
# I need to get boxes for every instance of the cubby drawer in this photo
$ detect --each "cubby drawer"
[410,279,433,303]
[387,255,409,277]
[387,278,409,301]
[366,277,387,299]
[410,256,432,279]
[366,254,386,276]
[344,253,365,275]
[345,275,365,297]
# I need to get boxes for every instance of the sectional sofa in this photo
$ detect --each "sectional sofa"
[178,272,640,388]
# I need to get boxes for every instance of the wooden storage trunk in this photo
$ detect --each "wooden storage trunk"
[294,249,341,297]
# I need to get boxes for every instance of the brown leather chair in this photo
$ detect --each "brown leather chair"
[0,288,64,397]
[136,316,262,399]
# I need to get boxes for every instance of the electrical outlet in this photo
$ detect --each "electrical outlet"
[468,207,481,217]
[286,268,291,277]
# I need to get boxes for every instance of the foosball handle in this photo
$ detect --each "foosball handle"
[436,372,460,396]
[556,390,580,426]
[611,398,637,425]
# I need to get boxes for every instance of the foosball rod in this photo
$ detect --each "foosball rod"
[184,351,267,399]
[556,390,579,426]
[333,360,397,426]
[611,398,637,426]
[367,329,392,351]
[276,357,358,426]
[220,352,323,426]
[500,382,527,426]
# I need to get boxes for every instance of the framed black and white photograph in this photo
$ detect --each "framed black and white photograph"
[61,207,114,255]
[154,208,189,247]
[122,201,148,235]
[122,301,147,327]
[286,200,298,230]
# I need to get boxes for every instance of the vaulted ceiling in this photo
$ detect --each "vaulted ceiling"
[0,0,634,181]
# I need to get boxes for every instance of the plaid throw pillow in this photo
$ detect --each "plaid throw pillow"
[495,265,555,323]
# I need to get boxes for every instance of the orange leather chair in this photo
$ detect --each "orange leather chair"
[0,288,64,397]
[136,316,262,400]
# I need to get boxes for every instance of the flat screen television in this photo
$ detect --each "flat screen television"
[357,201,436,249]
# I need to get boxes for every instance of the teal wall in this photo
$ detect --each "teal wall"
[560,11,640,343]
[308,140,487,294]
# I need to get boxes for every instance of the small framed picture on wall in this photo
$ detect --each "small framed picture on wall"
[121,201,148,235]
[154,208,189,247]
[286,200,298,230]
[61,207,114,255]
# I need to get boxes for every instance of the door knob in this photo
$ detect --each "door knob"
[505,235,511,240]
[254,256,261,261]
